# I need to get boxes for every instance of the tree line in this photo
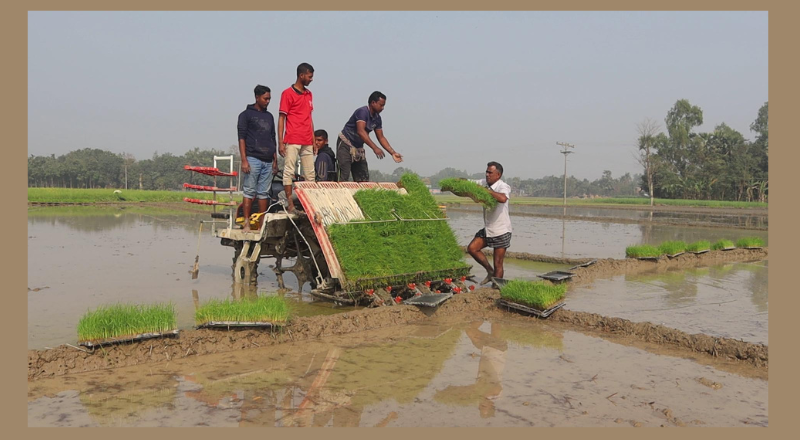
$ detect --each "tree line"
[636,100,768,203]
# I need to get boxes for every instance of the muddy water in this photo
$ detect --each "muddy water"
[448,205,768,229]
[27,207,356,349]
[27,318,767,427]
[446,210,768,259]
[565,261,768,345]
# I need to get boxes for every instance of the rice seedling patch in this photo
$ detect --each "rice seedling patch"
[438,178,498,208]
[625,244,661,259]
[195,295,290,327]
[712,239,736,251]
[328,173,470,289]
[77,303,177,345]
[735,237,765,249]
[659,240,688,257]
[686,240,711,253]
[499,279,567,310]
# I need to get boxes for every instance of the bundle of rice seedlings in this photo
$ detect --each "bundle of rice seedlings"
[328,173,469,288]
[711,239,736,250]
[658,240,687,255]
[625,244,661,258]
[195,295,290,326]
[686,240,711,253]
[438,178,498,208]
[735,237,765,248]
[77,303,177,343]
[499,280,567,310]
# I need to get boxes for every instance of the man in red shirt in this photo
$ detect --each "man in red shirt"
[278,62,316,212]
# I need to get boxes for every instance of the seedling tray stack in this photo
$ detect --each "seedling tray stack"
[495,279,568,319]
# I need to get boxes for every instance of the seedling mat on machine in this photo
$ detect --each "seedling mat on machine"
[403,292,454,307]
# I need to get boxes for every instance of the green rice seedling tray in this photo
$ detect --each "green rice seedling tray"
[568,260,597,270]
[344,266,472,291]
[79,330,180,348]
[497,299,566,318]
[403,292,454,307]
[196,321,280,329]
[537,271,575,282]
[667,252,685,259]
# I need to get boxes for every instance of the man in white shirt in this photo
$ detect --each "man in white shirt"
[467,161,512,285]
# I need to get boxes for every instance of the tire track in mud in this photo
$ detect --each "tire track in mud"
[28,248,768,381]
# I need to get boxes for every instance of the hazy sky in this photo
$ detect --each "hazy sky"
[28,11,767,180]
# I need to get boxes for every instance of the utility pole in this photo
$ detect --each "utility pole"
[556,142,575,206]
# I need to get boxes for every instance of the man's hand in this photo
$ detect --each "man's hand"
[272,161,278,175]
[241,160,251,174]
[372,147,385,159]
[391,152,403,163]
[278,142,286,157]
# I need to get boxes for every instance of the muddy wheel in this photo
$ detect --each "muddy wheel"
[232,242,259,285]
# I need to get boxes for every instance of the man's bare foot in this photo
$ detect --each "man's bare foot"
[480,274,493,285]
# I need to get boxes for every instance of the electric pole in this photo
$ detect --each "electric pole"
[557,142,575,206]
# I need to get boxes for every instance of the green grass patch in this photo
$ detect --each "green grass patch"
[658,240,688,255]
[438,178,498,209]
[735,237,765,248]
[712,239,736,250]
[686,240,711,253]
[499,280,567,309]
[625,244,662,258]
[77,303,177,343]
[195,295,291,325]
[328,173,469,289]
[28,188,240,204]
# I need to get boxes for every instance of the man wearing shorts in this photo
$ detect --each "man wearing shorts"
[337,91,403,182]
[237,84,278,232]
[278,62,315,212]
[467,161,512,285]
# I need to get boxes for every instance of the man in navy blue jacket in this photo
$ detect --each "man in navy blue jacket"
[237,85,278,231]
[313,129,337,182]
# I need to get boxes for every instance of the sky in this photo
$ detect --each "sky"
[28,11,768,181]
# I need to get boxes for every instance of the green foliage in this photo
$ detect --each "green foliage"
[735,237,765,248]
[686,240,711,252]
[658,240,688,255]
[500,280,567,309]
[195,295,290,325]
[328,173,469,289]
[625,245,661,258]
[77,303,177,343]
[28,188,236,203]
[712,239,736,250]
[439,178,498,208]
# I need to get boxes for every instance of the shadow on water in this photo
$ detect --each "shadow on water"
[28,318,767,427]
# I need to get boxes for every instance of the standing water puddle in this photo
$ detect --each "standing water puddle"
[565,261,768,344]
[27,207,358,349]
[27,318,767,427]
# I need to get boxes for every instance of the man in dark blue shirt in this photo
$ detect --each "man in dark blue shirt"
[313,130,337,182]
[237,84,278,231]
[337,91,403,182]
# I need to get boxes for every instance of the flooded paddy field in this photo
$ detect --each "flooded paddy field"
[28,204,768,426]
[28,317,767,427]
[566,261,768,344]
[446,210,768,259]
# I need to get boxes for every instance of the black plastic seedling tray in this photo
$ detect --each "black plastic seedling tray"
[635,256,660,261]
[497,299,566,318]
[197,321,279,329]
[404,292,454,307]
[537,271,575,282]
[568,259,597,270]
[79,330,180,348]
[667,252,685,259]
[691,249,710,255]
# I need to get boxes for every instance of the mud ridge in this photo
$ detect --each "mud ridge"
[28,284,767,380]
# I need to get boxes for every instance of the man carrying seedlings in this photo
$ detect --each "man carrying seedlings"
[278,62,316,212]
[337,91,403,182]
[467,161,512,285]
[313,129,338,181]
[237,84,278,232]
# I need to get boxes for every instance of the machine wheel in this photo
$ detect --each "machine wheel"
[232,242,260,285]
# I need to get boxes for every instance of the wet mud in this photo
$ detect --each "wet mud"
[29,280,768,381]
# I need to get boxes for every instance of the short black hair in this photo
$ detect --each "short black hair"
[487,161,504,176]
[314,129,328,140]
[254,85,270,97]
[297,63,314,76]
[368,91,386,104]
